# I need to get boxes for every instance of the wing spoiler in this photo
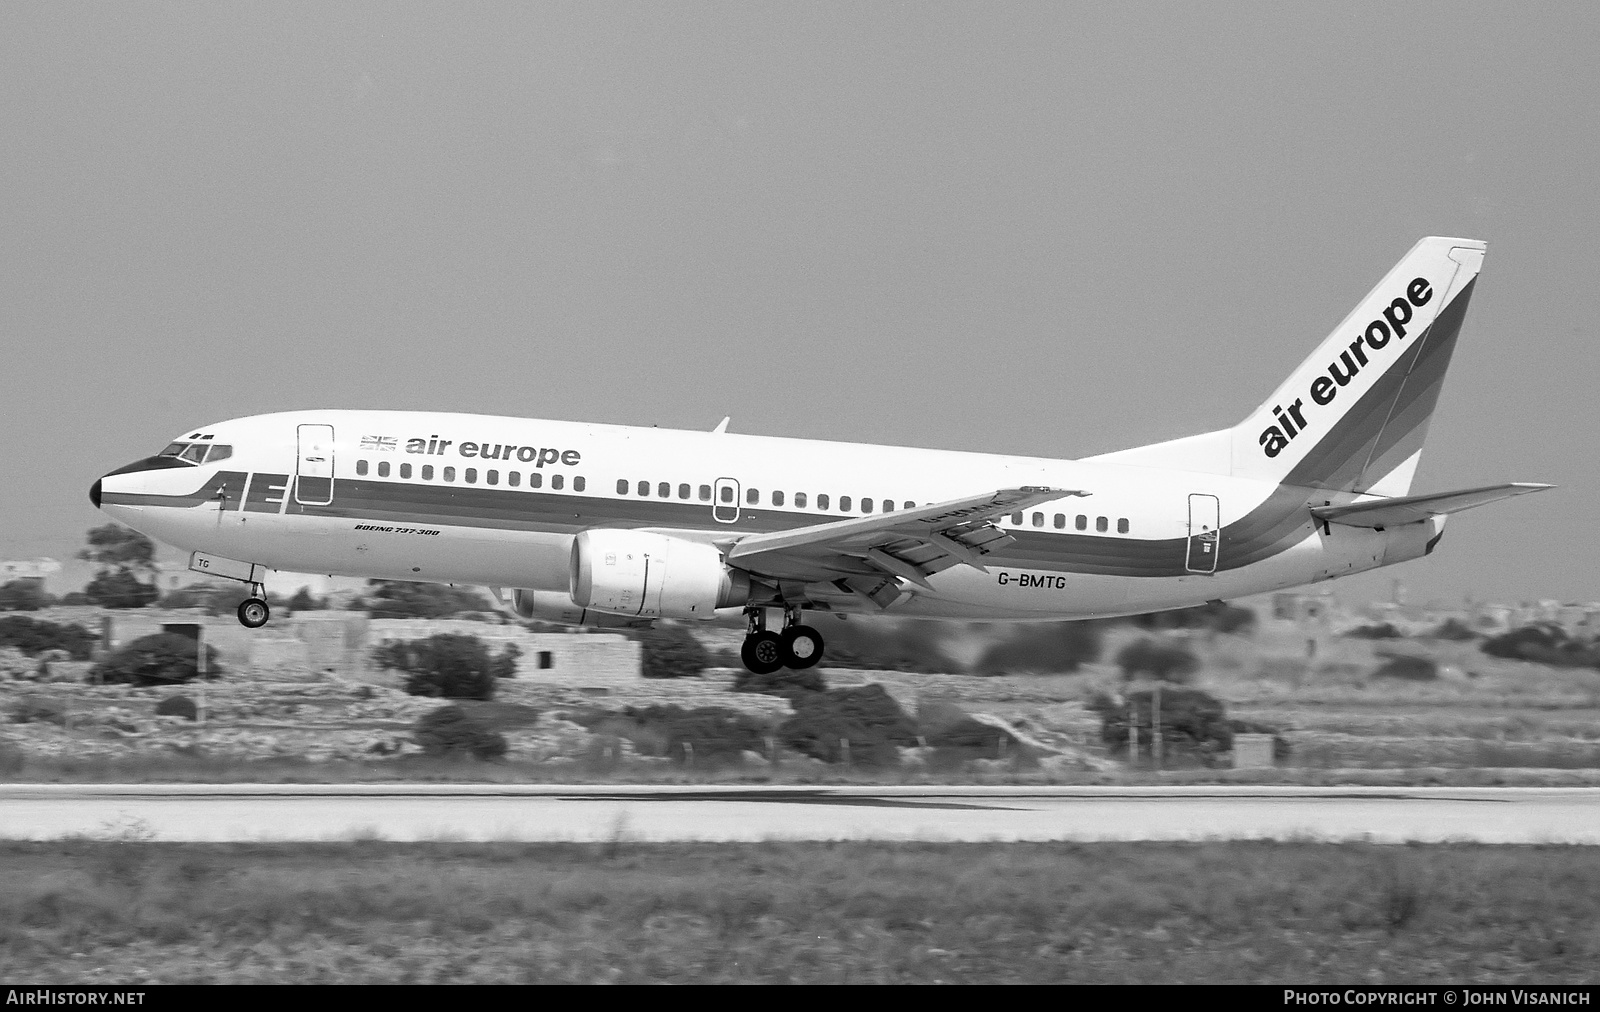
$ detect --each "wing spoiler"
[1309,482,1553,529]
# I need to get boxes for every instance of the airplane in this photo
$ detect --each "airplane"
[89,236,1550,674]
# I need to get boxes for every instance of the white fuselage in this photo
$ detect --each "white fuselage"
[96,409,1437,621]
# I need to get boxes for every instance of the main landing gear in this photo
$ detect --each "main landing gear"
[237,585,270,629]
[740,606,824,675]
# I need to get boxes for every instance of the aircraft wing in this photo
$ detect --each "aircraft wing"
[725,486,1087,604]
[1309,482,1553,529]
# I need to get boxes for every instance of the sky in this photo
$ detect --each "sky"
[2,2,1596,607]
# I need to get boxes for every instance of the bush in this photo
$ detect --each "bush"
[92,634,221,686]
[1480,624,1600,668]
[777,684,919,766]
[286,587,325,611]
[636,624,709,679]
[819,620,955,673]
[1129,601,1256,635]
[360,581,490,619]
[414,705,507,760]
[83,569,159,609]
[584,705,768,765]
[491,642,522,679]
[970,622,1103,675]
[732,666,827,697]
[1115,638,1200,683]
[156,695,198,721]
[1087,686,1244,765]
[1372,652,1438,681]
[916,699,1022,763]
[0,580,51,611]
[157,585,233,614]
[1346,622,1403,639]
[8,696,67,725]
[1429,618,1481,641]
[372,634,510,700]
[0,616,96,660]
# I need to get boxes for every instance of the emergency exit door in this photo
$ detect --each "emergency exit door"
[712,477,741,524]
[1186,493,1220,574]
[295,424,335,506]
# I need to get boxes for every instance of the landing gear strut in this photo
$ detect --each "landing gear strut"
[237,585,270,629]
[740,606,825,674]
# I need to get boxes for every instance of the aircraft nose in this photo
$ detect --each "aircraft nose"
[89,478,102,509]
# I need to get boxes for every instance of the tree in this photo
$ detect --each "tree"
[359,581,490,619]
[1115,638,1201,683]
[414,705,507,760]
[0,616,96,659]
[636,623,709,679]
[0,580,51,611]
[286,587,324,612]
[78,523,159,609]
[372,633,504,699]
[92,633,221,686]
[777,684,920,766]
[970,622,1103,675]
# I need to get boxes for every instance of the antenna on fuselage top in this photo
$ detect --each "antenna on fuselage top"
[712,417,731,434]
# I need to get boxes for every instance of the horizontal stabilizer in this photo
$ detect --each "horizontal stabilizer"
[1309,483,1553,529]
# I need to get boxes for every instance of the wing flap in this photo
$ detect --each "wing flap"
[725,486,1087,585]
[1310,482,1553,529]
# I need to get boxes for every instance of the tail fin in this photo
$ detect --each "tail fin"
[1229,236,1486,495]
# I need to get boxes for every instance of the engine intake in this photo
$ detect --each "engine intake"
[570,529,748,619]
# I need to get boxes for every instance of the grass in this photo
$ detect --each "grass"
[1,840,1597,983]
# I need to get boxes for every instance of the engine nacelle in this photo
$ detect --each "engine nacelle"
[570,529,748,620]
[510,589,650,629]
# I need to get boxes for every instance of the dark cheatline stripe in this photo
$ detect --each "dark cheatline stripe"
[1286,278,1475,493]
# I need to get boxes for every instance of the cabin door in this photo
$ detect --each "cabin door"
[295,424,336,506]
[712,477,741,524]
[1185,493,1220,574]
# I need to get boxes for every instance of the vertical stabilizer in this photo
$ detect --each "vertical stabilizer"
[1229,237,1485,495]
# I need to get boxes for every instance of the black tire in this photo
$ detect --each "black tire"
[740,631,785,675]
[781,625,825,669]
[237,598,270,629]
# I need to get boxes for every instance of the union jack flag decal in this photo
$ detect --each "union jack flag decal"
[360,435,397,451]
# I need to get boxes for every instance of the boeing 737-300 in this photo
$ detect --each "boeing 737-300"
[89,237,1551,674]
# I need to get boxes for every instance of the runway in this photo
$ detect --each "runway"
[2,784,1597,843]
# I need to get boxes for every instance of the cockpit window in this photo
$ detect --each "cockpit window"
[157,441,232,464]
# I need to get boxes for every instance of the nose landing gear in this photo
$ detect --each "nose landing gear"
[740,606,824,674]
[236,585,270,629]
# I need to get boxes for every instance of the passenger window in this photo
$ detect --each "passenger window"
[574,477,585,491]
[679,484,690,499]
[1032,512,1044,527]
[862,498,874,513]
[1096,516,1108,532]
[400,463,412,479]
[721,486,733,503]
[658,482,670,498]
[1118,518,1129,534]
[465,468,477,484]
[817,494,829,510]
[356,460,369,476]
[486,470,498,485]
[507,471,518,487]
[376,461,389,478]
[617,479,628,495]
[840,496,852,512]
[772,491,784,506]
[529,473,542,488]
[638,481,650,496]
[795,493,807,508]
[1076,514,1087,530]
[1054,514,1065,529]
[904,501,915,511]
[882,500,893,512]
[208,445,232,463]
[699,485,711,501]
[746,488,760,505]
[552,475,564,490]
[443,467,456,481]
[422,465,434,480]
[1011,512,1023,525]
[179,443,208,464]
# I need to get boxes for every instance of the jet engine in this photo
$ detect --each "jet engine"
[570,529,749,619]
[510,588,650,629]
